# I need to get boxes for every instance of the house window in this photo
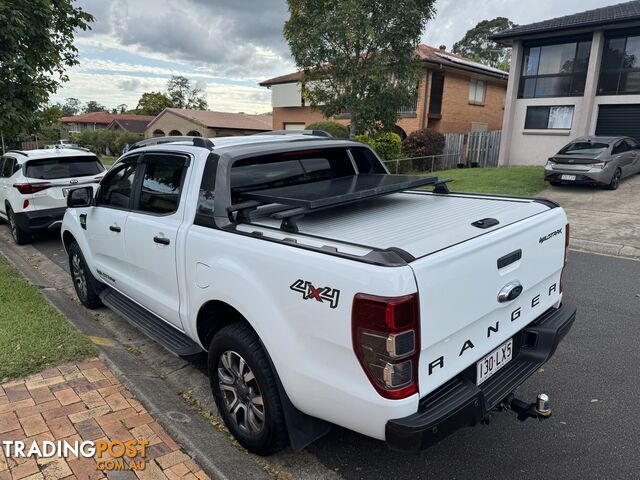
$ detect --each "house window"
[524,106,574,129]
[519,40,591,98]
[598,33,640,95]
[284,123,305,130]
[469,79,486,105]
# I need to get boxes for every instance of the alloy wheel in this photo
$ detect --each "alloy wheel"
[217,350,265,434]
[7,210,17,241]
[71,253,88,301]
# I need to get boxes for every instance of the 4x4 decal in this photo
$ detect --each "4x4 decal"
[290,279,340,309]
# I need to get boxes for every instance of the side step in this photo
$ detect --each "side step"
[100,287,203,356]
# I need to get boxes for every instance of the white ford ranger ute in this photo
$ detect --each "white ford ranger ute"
[61,134,576,455]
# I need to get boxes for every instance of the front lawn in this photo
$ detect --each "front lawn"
[0,254,96,381]
[100,156,117,167]
[431,166,547,196]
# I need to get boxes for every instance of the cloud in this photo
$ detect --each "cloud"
[61,0,613,113]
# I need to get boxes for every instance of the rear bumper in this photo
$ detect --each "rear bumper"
[13,207,67,232]
[544,170,611,185]
[385,303,576,453]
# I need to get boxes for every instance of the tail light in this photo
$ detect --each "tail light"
[560,224,570,293]
[590,162,606,169]
[13,182,51,194]
[352,293,420,399]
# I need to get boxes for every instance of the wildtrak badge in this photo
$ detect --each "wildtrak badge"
[539,228,563,244]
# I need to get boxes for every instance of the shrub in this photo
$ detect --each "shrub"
[401,128,445,158]
[305,121,349,139]
[355,132,402,161]
[73,130,142,156]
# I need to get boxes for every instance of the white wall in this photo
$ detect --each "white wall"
[507,97,584,166]
[271,83,302,107]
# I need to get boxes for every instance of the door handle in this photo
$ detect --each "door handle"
[153,235,170,245]
[109,225,121,233]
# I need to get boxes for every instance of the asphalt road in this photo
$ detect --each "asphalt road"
[20,229,640,479]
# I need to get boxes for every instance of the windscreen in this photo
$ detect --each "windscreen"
[230,148,357,196]
[558,142,609,155]
[25,156,104,180]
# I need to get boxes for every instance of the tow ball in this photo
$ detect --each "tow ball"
[504,393,552,422]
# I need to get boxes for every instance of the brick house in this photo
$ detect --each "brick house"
[259,44,508,138]
[145,108,272,138]
[61,112,154,135]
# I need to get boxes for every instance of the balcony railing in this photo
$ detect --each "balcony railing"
[398,94,418,115]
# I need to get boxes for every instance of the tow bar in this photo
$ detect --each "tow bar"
[504,393,552,422]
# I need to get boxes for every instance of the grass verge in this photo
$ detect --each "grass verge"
[0,253,96,381]
[430,166,547,196]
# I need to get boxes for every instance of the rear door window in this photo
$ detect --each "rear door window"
[136,154,187,215]
[97,160,138,209]
[25,156,104,179]
[1,157,17,177]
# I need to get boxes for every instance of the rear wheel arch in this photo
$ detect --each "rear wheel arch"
[196,300,249,350]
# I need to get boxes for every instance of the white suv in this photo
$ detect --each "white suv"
[0,148,105,244]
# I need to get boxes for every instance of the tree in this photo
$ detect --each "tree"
[112,104,128,114]
[136,92,174,116]
[84,100,107,113]
[58,98,82,117]
[167,76,208,110]
[452,17,517,71]
[0,1,93,138]
[284,0,436,138]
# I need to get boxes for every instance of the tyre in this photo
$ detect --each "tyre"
[6,207,31,245]
[606,168,622,190]
[209,323,288,455]
[68,241,103,309]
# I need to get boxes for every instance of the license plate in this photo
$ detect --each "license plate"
[561,174,576,181]
[476,338,513,385]
[62,188,70,197]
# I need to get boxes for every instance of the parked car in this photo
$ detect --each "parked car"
[0,148,105,244]
[544,136,640,190]
[61,134,576,455]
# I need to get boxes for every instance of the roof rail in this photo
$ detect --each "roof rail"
[130,136,214,151]
[253,130,333,138]
[6,150,28,157]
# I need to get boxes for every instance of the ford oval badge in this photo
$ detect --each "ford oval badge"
[498,281,523,303]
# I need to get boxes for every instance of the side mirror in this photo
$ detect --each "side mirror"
[67,186,93,208]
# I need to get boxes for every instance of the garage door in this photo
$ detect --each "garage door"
[595,104,640,141]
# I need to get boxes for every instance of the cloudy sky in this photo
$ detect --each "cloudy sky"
[52,0,615,114]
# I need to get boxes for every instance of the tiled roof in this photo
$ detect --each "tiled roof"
[259,43,507,86]
[61,112,155,125]
[150,108,272,131]
[107,118,153,134]
[493,0,640,41]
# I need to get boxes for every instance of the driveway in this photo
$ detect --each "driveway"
[542,173,640,259]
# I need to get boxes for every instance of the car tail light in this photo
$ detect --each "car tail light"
[352,293,420,399]
[23,199,29,209]
[590,162,606,169]
[13,182,51,194]
[560,224,570,293]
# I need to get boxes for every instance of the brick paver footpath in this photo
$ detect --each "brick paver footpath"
[0,359,210,480]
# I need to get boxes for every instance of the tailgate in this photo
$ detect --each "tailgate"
[412,207,567,397]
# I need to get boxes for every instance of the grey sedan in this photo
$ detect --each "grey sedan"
[544,136,640,190]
